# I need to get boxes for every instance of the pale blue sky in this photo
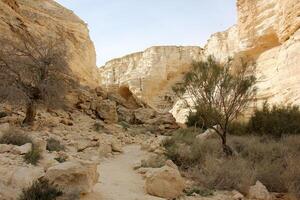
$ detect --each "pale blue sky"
[56,0,237,66]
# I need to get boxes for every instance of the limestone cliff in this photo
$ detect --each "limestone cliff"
[99,46,203,112]
[98,0,300,122]
[0,0,99,86]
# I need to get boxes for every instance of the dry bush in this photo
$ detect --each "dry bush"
[164,128,300,196]
[46,138,65,152]
[141,154,166,168]
[0,128,32,146]
[18,178,62,200]
[24,144,42,165]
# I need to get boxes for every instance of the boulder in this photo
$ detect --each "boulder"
[117,106,134,123]
[0,123,9,135]
[145,165,185,199]
[10,166,45,189]
[196,125,220,141]
[248,181,272,200]
[0,144,12,153]
[111,139,123,153]
[45,161,99,195]
[96,100,118,123]
[134,108,156,124]
[11,143,32,155]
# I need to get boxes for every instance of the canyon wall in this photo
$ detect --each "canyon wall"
[0,0,99,86]
[99,0,300,122]
[99,46,203,112]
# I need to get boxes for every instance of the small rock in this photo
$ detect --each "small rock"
[11,143,32,155]
[0,144,12,153]
[232,190,244,200]
[60,118,74,126]
[249,181,272,200]
[111,140,123,153]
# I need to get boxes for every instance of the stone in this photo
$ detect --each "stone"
[111,139,123,153]
[232,190,244,200]
[145,165,185,199]
[196,126,220,141]
[10,166,45,189]
[96,100,118,123]
[0,123,9,134]
[45,161,99,194]
[60,118,74,126]
[0,144,12,153]
[248,181,272,200]
[134,108,156,124]
[11,143,32,155]
[117,106,134,123]
[0,112,7,119]
[165,160,178,170]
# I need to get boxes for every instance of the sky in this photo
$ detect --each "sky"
[56,0,237,66]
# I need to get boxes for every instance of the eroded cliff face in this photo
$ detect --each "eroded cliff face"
[0,0,99,86]
[99,46,203,112]
[98,0,300,123]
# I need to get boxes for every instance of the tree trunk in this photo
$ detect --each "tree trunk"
[23,101,37,125]
[221,133,233,156]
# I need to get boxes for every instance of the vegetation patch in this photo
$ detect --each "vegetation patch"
[0,128,32,146]
[18,178,62,200]
[24,144,42,165]
[46,138,65,152]
[164,128,300,196]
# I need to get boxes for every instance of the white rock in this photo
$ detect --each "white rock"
[11,143,32,155]
[145,165,185,199]
[0,144,12,153]
[248,181,272,200]
[10,166,45,189]
[45,161,99,194]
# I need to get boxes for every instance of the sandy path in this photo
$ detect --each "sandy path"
[84,145,164,200]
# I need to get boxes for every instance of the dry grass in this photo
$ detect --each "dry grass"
[163,129,300,196]
[0,128,32,146]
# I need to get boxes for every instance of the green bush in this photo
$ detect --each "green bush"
[18,178,62,200]
[24,144,42,165]
[249,103,300,137]
[46,138,65,152]
[186,110,206,129]
[0,128,32,146]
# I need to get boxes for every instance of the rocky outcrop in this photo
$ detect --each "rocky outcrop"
[0,0,99,86]
[99,46,204,112]
[145,165,185,199]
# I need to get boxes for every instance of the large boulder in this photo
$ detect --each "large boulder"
[248,181,272,200]
[45,161,99,195]
[134,108,156,124]
[96,100,118,123]
[117,105,134,123]
[145,165,185,199]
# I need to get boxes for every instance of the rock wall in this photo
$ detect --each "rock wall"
[98,0,300,122]
[0,0,99,86]
[99,46,203,112]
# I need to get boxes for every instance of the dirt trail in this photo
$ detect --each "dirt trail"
[84,145,164,200]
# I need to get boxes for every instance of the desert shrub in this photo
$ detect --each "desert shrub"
[141,154,166,168]
[194,157,256,194]
[93,121,104,132]
[18,178,62,200]
[163,128,221,168]
[46,138,65,152]
[24,144,42,165]
[228,121,249,135]
[167,128,300,195]
[0,128,32,146]
[284,154,300,200]
[186,110,206,129]
[248,103,300,137]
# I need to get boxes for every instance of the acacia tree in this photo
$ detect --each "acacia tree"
[173,57,256,155]
[0,27,72,125]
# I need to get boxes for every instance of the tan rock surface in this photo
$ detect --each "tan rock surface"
[0,0,99,86]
